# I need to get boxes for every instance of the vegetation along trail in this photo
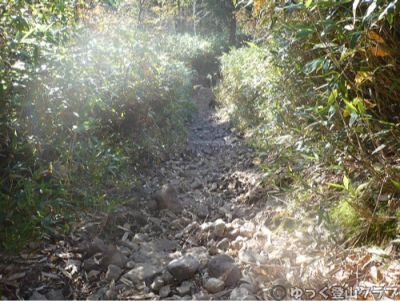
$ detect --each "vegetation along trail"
[2,0,400,299]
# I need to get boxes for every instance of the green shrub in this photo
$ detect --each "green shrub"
[164,33,229,77]
[0,5,196,251]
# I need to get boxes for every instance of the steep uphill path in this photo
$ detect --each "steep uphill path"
[2,88,400,300]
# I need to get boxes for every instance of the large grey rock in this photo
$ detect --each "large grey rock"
[100,249,129,270]
[46,289,65,300]
[185,247,209,270]
[106,264,123,281]
[124,262,164,284]
[204,278,225,293]
[208,254,241,286]
[167,255,200,281]
[29,292,48,300]
[133,239,180,266]
[153,185,182,213]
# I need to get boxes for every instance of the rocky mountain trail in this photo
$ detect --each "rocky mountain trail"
[2,88,400,300]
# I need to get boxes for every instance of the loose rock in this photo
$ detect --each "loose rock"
[208,254,241,286]
[153,185,182,213]
[106,264,123,281]
[167,255,200,281]
[204,278,225,293]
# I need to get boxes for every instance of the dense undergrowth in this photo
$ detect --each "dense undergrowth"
[217,0,400,245]
[0,1,225,252]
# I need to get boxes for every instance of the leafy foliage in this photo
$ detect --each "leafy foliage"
[218,0,400,245]
[0,2,197,251]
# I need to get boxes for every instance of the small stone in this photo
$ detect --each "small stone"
[217,238,230,251]
[153,185,182,213]
[208,254,241,286]
[88,270,101,282]
[116,240,139,252]
[209,183,218,192]
[232,238,243,250]
[190,178,203,189]
[87,239,107,258]
[106,264,123,281]
[29,292,48,300]
[124,262,163,284]
[177,284,191,296]
[46,289,65,300]
[100,249,129,270]
[167,255,200,281]
[213,219,226,237]
[159,285,171,299]
[151,276,165,292]
[83,258,99,272]
[175,232,184,239]
[196,205,209,219]
[127,261,135,268]
[208,245,218,256]
[204,278,225,293]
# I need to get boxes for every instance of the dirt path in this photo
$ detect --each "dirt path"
[2,88,400,300]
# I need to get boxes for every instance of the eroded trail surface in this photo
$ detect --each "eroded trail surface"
[3,88,400,300]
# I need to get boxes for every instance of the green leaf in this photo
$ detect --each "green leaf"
[343,175,349,190]
[328,89,338,104]
[302,58,326,74]
[344,99,358,112]
[389,80,399,95]
[305,0,313,8]
[350,32,361,49]
[246,42,260,50]
[390,179,400,191]
[328,183,346,189]
[296,29,316,39]
[349,111,359,127]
